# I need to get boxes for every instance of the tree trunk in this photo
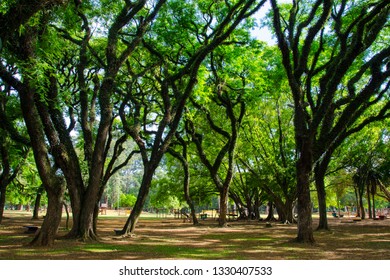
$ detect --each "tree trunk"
[29,180,65,247]
[354,186,360,217]
[0,185,6,224]
[218,187,229,227]
[254,194,261,220]
[32,189,43,220]
[245,196,254,221]
[183,162,199,226]
[315,169,329,230]
[168,144,199,226]
[295,138,315,243]
[314,154,331,230]
[274,198,294,223]
[265,201,276,221]
[367,185,372,219]
[77,193,99,241]
[358,188,365,219]
[121,167,154,235]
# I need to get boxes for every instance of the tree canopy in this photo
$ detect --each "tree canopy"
[0,0,389,247]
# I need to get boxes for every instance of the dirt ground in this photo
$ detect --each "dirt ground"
[0,210,389,260]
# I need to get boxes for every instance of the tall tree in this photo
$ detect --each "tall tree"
[119,0,266,234]
[238,44,297,223]
[168,133,199,225]
[1,0,165,243]
[0,1,70,246]
[270,0,390,242]
[0,71,31,223]
[186,38,262,226]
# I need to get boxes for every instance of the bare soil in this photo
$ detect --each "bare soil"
[1,211,389,260]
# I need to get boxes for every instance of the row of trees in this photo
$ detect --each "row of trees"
[0,0,389,247]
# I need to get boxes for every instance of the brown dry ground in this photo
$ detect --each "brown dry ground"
[0,210,389,260]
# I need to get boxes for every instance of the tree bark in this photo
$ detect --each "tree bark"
[314,164,329,230]
[295,137,315,243]
[32,186,44,220]
[265,201,276,221]
[183,159,199,226]
[274,198,294,223]
[121,166,154,235]
[358,187,365,219]
[30,180,65,247]
[367,185,372,219]
[218,187,229,227]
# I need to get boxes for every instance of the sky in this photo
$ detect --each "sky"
[251,0,291,44]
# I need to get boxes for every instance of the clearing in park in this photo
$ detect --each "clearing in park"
[0,210,389,260]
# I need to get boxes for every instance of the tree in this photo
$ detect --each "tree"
[0,74,31,223]
[168,133,200,225]
[119,0,266,235]
[0,0,164,244]
[186,40,259,227]
[346,125,390,218]
[238,45,297,223]
[270,0,390,242]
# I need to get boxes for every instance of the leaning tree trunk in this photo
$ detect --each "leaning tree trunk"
[121,167,154,235]
[30,181,65,247]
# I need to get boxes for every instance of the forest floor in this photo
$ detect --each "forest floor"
[0,210,389,260]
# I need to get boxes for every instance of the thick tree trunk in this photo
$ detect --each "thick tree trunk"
[313,150,332,230]
[314,166,329,230]
[77,193,99,241]
[18,75,66,246]
[29,181,65,247]
[64,184,82,238]
[295,138,315,243]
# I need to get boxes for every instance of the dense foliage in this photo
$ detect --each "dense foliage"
[0,0,389,246]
